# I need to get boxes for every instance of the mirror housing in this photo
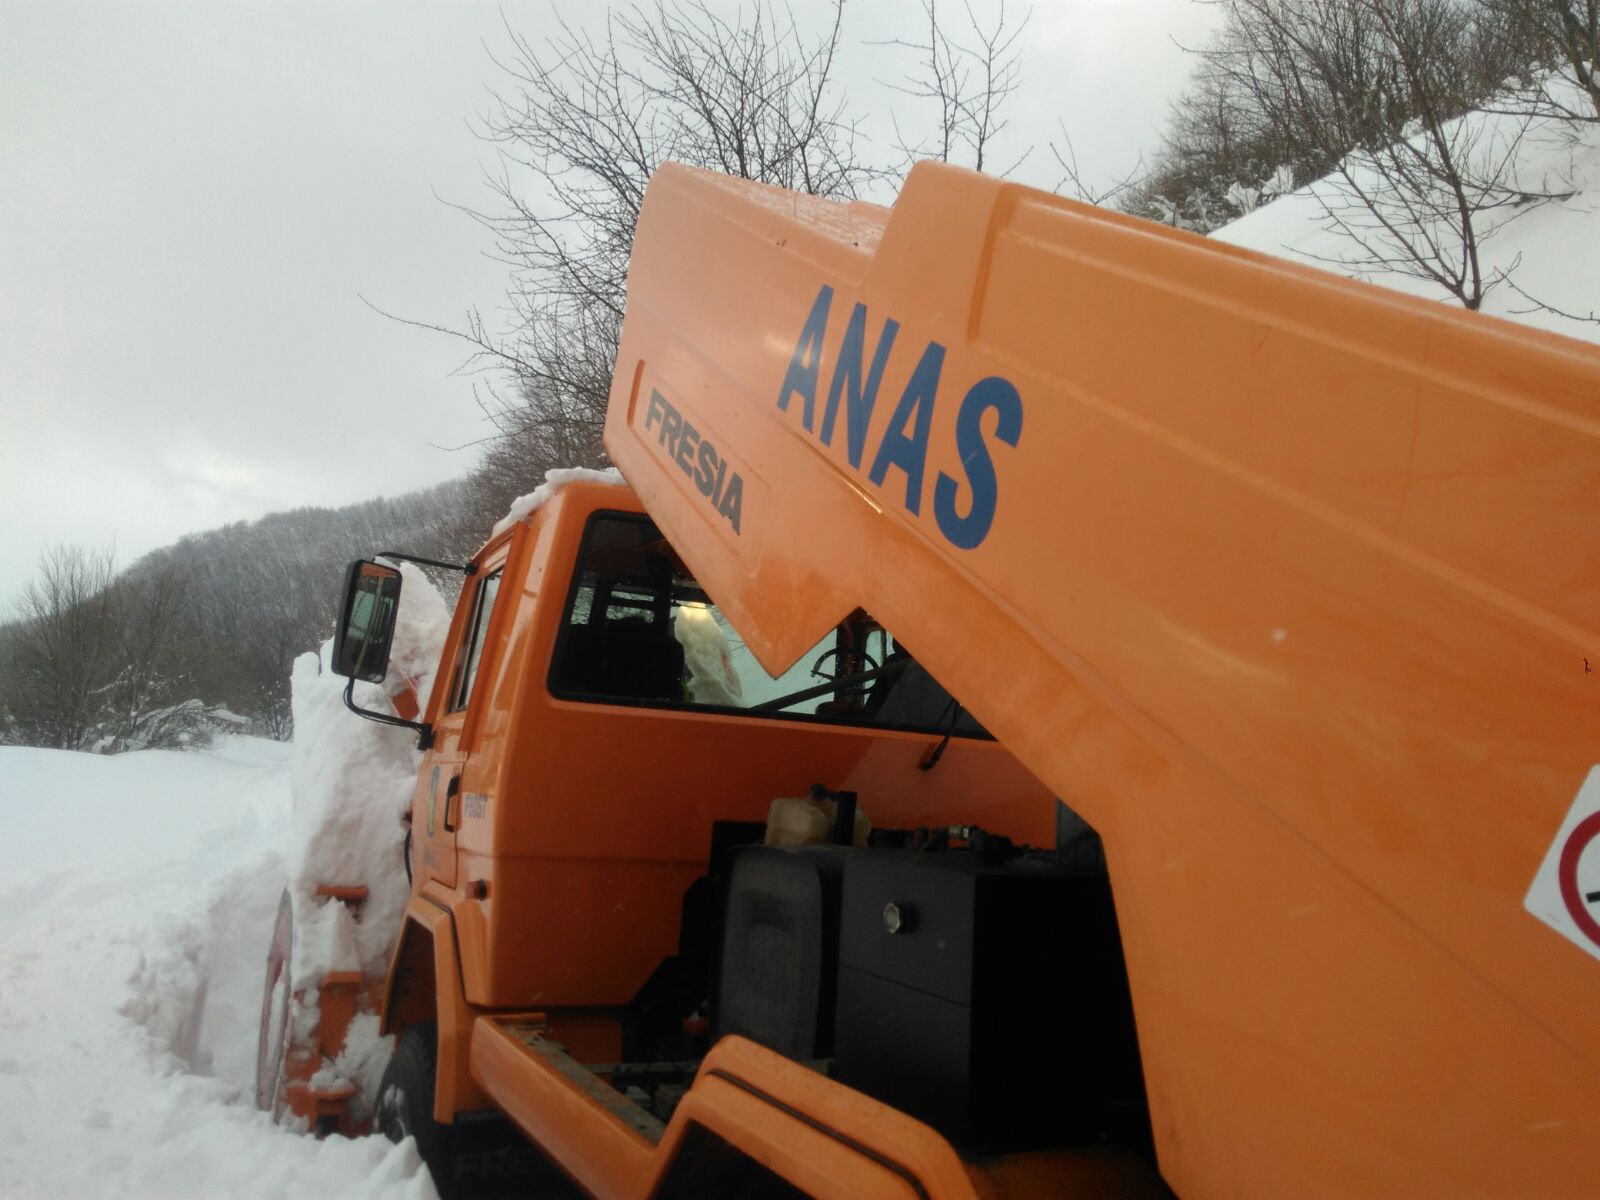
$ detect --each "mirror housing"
[332,559,402,682]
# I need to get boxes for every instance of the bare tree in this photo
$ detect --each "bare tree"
[1122,31,1327,232]
[1501,265,1600,321]
[441,0,872,480]
[880,0,1031,175]
[0,546,119,750]
[1049,128,1149,208]
[396,1,1032,520]
[1190,0,1567,308]
[1483,0,1600,119]
[0,547,209,752]
[93,561,195,753]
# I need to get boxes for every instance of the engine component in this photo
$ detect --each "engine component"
[713,845,848,1060]
[832,850,1145,1151]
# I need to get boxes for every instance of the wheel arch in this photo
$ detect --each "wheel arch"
[382,897,491,1121]
[381,913,437,1040]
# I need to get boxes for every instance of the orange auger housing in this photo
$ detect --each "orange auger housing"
[292,159,1600,1200]
[258,885,383,1136]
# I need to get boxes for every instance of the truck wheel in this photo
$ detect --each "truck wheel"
[377,1024,580,1199]
[376,1023,458,1194]
[255,888,294,1114]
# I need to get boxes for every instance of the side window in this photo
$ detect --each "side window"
[448,570,503,713]
[548,519,683,703]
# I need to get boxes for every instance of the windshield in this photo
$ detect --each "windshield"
[547,512,987,738]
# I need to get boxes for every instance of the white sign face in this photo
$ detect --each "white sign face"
[1525,766,1600,964]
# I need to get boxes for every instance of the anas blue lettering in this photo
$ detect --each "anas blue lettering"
[821,304,900,470]
[775,285,833,432]
[772,292,1022,552]
[867,341,944,515]
[934,376,1023,550]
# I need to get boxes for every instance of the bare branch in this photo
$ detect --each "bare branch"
[1141,0,1574,305]
[1050,123,1149,205]
[1500,267,1600,322]
[877,0,1032,176]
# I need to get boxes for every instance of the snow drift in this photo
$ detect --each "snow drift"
[0,739,437,1199]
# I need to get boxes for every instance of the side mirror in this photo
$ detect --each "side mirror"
[332,559,402,682]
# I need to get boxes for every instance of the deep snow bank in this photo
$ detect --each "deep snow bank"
[0,737,437,1199]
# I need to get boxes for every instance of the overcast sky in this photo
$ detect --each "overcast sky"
[1,0,1216,608]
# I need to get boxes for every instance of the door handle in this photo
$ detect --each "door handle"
[444,774,461,833]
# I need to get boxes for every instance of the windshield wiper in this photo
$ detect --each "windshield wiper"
[749,658,908,713]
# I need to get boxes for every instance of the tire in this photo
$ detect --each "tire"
[376,1023,459,1194]
[255,888,294,1114]
[377,1023,580,1200]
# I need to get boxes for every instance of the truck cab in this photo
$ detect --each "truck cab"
[399,474,1056,1013]
[341,475,1151,1198]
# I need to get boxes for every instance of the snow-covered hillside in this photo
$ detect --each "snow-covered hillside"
[0,738,436,1200]
[1215,93,1600,347]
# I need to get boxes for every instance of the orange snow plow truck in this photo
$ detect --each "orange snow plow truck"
[270,162,1600,1199]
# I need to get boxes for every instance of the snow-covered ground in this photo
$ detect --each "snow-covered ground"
[0,736,436,1200]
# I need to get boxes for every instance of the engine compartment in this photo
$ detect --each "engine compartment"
[621,798,1153,1162]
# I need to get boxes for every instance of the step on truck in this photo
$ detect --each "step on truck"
[263,161,1600,1199]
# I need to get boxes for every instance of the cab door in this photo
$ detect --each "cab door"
[414,555,506,890]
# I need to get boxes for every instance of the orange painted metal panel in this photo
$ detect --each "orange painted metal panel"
[471,1024,978,1200]
[399,896,494,1122]
[471,1017,656,1200]
[604,162,1600,1197]
[677,1036,978,1200]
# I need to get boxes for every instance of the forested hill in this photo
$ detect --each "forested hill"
[143,474,485,711]
[0,477,479,749]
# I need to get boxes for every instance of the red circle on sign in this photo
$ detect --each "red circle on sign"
[1557,810,1600,950]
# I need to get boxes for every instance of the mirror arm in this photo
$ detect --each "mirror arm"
[342,677,435,751]
[376,550,476,576]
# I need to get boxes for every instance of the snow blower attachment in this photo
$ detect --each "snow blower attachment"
[271,159,1600,1199]
[256,885,382,1136]
[257,561,453,1140]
